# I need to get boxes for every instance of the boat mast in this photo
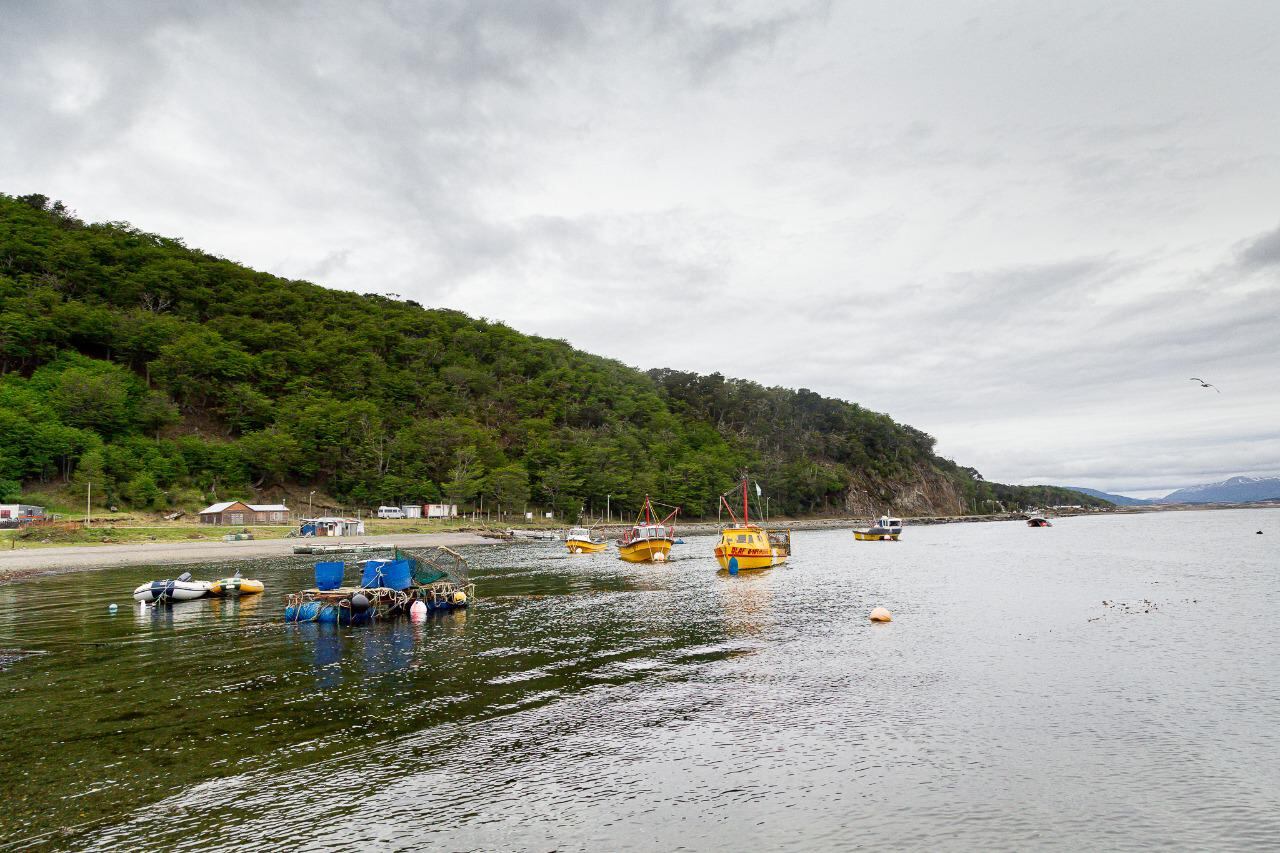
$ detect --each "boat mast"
[742,475,749,525]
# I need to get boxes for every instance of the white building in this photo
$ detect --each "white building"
[300,516,364,537]
[0,504,44,521]
[425,504,458,518]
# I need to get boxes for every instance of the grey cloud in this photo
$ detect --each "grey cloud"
[1236,223,1280,271]
[3,0,1278,495]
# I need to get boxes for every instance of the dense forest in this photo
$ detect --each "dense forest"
[0,194,1109,518]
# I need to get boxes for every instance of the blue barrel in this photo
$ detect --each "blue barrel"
[360,559,391,588]
[383,559,412,590]
[338,608,372,627]
[315,561,345,591]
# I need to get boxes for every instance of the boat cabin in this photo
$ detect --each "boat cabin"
[877,516,903,533]
[567,527,592,540]
[621,524,669,545]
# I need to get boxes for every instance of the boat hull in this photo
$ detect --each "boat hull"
[854,530,900,541]
[714,547,786,571]
[133,580,212,603]
[209,577,265,596]
[617,539,673,563]
[566,538,607,554]
[715,525,788,571]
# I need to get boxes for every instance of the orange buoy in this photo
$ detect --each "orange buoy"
[869,607,892,623]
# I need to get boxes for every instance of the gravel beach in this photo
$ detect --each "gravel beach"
[0,532,497,582]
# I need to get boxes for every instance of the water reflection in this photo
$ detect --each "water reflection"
[207,594,262,620]
[715,569,775,637]
[287,623,346,689]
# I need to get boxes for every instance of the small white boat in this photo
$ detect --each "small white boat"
[133,572,212,603]
[854,516,903,541]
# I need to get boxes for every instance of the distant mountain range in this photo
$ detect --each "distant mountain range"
[1064,477,1280,506]
[1156,476,1280,504]
[1065,487,1154,506]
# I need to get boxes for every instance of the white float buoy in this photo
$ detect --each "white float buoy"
[108,603,118,614]
[410,600,427,622]
[869,607,892,623]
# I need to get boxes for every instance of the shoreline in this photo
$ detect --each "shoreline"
[3,503,1272,583]
[0,531,496,583]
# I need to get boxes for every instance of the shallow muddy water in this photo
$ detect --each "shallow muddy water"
[1,509,1278,850]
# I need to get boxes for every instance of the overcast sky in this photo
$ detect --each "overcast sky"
[3,1,1279,497]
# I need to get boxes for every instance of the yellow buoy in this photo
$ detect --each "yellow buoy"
[450,591,467,605]
[869,607,892,623]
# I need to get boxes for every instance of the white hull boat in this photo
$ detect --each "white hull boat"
[133,572,212,603]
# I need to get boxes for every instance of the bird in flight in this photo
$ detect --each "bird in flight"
[1189,377,1220,393]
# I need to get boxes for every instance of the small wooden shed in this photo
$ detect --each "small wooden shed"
[198,501,291,525]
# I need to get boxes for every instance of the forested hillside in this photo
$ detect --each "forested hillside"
[0,194,1108,518]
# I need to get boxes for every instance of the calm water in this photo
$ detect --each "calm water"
[2,509,1278,851]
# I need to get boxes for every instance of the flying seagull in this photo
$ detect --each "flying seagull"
[1189,377,1220,393]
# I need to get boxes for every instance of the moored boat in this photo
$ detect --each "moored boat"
[617,497,679,563]
[714,475,790,573]
[566,526,607,554]
[1026,516,1052,527]
[854,515,903,541]
[133,572,212,603]
[209,572,266,596]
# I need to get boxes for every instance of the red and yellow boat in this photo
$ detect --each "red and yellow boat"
[617,497,679,563]
[715,475,790,573]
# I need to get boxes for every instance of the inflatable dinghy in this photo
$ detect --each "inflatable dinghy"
[133,572,212,604]
[209,572,265,596]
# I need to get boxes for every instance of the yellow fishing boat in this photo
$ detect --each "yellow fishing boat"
[566,526,607,554]
[617,497,679,563]
[853,515,903,541]
[715,475,790,573]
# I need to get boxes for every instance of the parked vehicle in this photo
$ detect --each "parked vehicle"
[376,506,407,519]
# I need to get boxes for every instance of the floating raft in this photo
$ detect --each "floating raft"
[504,529,560,540]
[292,542,386,555]
[284,546,473,625]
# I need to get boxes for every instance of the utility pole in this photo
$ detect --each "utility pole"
[606,494,610,523]
[85,482,91,528]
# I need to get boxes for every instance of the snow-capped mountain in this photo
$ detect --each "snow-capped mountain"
[1158,476,1280,504]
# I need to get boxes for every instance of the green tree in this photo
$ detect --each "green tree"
[444,447,485,507]
[487,464,530,518]
[124,472,163,509]
[50,365,132,435]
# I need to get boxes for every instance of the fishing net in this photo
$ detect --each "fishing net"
[400,546,469,586]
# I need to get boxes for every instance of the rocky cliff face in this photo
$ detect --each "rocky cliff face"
[842,464,967,517]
